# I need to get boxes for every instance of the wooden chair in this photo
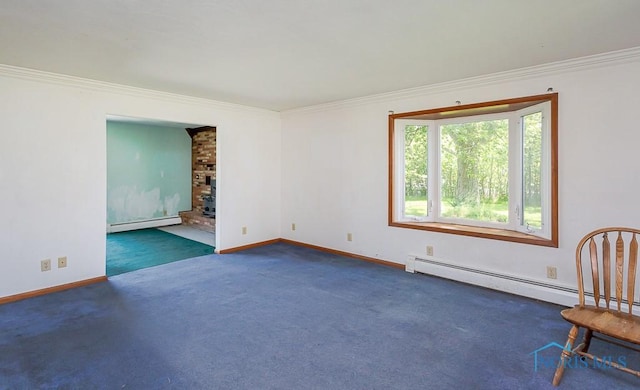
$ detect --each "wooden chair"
[553,227,640,386]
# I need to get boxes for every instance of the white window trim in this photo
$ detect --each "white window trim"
[514,102,551,239]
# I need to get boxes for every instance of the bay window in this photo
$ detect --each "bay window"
[389,93,558,247]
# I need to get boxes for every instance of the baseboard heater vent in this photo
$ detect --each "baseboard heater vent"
[419,256,577,292]
[107,216,182,233]
[407,255,581,307]
[407,255,639,310]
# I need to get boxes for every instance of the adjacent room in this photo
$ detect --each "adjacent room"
[105,118,216,276]
[2,1,640,388]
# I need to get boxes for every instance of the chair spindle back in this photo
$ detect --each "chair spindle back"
[576,228,640,314]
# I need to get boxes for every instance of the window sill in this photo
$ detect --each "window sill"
[389,221,558,247]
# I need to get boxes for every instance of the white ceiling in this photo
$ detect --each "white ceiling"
[2,0,640,111]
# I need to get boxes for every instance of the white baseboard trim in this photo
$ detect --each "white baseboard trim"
[107,216,182,233]
[406,255,577,307]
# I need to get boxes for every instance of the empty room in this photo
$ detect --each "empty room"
[2,1,640,388]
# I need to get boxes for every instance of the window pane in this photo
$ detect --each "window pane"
[404,125,428,217]
[440,119,509,223]
[522,112,543,230]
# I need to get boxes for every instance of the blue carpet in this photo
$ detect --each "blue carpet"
[106,228,214,276]
[1,243,638,389]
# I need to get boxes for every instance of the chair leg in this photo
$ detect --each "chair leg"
[552,325,579,386]
[581,329,593,353]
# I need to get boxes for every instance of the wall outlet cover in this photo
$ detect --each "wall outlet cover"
[41,259,51,272]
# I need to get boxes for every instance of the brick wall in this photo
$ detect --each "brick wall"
[190,127,216,213]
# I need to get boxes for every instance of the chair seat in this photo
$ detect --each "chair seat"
[561,305,640,344]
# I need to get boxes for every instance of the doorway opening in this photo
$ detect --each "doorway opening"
[106,116,217,276]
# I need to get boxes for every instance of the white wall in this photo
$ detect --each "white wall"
[2,49,639,302]
[280,50,640,298]
[0,67,281,298]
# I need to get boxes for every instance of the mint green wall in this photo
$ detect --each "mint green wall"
[107,121,191,224]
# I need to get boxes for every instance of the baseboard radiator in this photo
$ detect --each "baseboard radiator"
[406,255,579,307]
[107,216,182,233]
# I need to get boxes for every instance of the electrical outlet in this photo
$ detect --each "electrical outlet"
[291,223,296,231]
[41,259,51,272]
[347,233,353,242]
[58,256,67,268]
[546,266,557,279]
[426,246,434,256]
[242,226,247,235]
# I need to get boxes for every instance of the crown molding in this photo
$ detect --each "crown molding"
[282,46,640,116]
[0,64,276,115]
[2,46,639,117]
